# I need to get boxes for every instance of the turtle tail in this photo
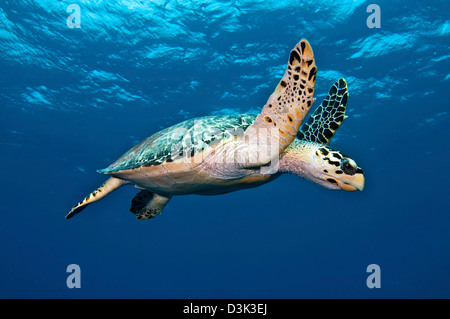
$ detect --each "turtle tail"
[66,177,126,220]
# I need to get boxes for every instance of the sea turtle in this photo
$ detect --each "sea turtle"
[66,39,364,221]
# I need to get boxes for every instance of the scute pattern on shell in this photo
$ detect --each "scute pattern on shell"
[98,114,257,173]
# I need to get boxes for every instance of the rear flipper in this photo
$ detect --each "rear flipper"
[130,191,171,220]
[66,177,126,220]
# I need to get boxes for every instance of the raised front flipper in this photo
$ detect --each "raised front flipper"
[297,78,348,145]
[242,39,317,166]
[130,191,171,220]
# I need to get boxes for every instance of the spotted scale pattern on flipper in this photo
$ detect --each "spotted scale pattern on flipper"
[130,191,171,220]
[297,78,348,145]
[65,177,125,219]
[243,39,317,165]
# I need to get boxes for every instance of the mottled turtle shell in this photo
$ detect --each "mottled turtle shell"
[97,114,271,195]
[99,114,257,174]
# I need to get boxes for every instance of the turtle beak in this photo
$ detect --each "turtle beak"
[340,173,365,192]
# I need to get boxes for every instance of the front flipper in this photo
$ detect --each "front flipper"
[297,78,348,145]
[130,191,171,220]
[242,39,317,166]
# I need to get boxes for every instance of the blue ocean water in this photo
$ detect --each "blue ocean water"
[0,0,449,299]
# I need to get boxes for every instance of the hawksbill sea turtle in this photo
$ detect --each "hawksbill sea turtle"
[66,39,364,221]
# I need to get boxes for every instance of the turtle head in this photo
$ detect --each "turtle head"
[311,145,365,191]
[280,141,365,191]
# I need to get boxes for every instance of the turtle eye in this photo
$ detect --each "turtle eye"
[341,158,356,175]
